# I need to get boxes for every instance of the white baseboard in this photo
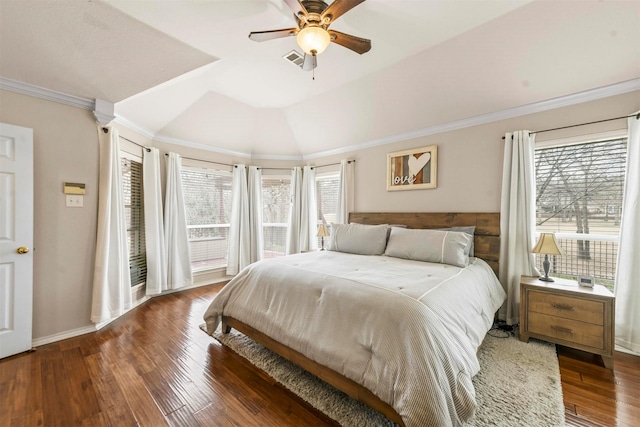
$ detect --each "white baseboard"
[31,325,97,347]
[30,278,230,348]
[615,344,640,357]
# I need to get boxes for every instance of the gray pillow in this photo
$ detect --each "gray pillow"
[384,227,471,268]
[329,223,389,255]
[436,226,476,256]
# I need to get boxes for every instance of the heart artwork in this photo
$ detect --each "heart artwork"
[407,153,431,178]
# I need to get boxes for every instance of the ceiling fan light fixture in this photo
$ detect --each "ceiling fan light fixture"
[296,25,330,55]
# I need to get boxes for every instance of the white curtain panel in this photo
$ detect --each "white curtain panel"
[164,152,193,289]
[90,126,132,323]
[286,167,303,254]
[336,159,354,224]
[615,113,640,353]
[300,166,318,251]
[227,165,250,276]
[499,130,540,325]
[143,147,167,296]
[248,166,264,263]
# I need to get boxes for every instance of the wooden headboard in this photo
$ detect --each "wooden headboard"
[349,212,500,276]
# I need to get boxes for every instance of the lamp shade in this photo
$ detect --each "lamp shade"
[297,26,330,55]
[531,233,563,255]
[317,224,329,237]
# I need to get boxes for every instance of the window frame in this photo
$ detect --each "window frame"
[261,174,292,259]
[534,129,627,290]
[181,165,233,272]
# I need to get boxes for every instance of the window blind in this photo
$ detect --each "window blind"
[316,173,340,225]
[121,157,147,286]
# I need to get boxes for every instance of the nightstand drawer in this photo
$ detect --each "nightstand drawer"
[528,291,604,325]
[528,312,604,349]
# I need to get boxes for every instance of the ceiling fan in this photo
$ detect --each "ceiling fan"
[249,0,371,71]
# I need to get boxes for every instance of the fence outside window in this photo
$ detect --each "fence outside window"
[535,233,618,292]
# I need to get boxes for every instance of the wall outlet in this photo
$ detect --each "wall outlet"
[66,195,83,208]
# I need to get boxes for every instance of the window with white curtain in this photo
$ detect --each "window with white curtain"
[181,166,233,270]
[535,135,627,291]
[262,176,291,258]
[120,152,146,287]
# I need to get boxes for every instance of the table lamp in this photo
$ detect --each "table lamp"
[531,233,563,282]
[317,224,329,251]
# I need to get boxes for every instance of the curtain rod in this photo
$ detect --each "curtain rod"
[163,153,355,171]
[164,153,236,168]
[311,160,356,170]
[99,127,151,152]
[120,135,151,152]
[502,113,639,140]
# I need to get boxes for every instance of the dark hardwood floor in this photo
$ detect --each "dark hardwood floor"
[1,283,638,426]
[559,345,640,427]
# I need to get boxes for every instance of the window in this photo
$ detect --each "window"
[181,167,232,270]
[535,137,627,291]
[316,172,340,225]
[262,176,291,258]
[121,154,146,287]
[316,172,340,247]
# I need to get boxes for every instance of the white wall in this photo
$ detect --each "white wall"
[0,88,638,342]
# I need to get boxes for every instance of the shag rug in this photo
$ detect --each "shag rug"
[205,325,565,426]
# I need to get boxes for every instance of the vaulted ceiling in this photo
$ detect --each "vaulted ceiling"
[1,0,639,158]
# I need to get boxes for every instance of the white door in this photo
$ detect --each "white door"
[0,123,34,359]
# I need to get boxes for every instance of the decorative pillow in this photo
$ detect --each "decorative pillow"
[436,226,476,256]
[384,227,471,268]
[329,223,389,255]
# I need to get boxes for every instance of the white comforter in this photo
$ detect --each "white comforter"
[203,251,506,426]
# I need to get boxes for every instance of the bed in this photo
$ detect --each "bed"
[203,212,505,426]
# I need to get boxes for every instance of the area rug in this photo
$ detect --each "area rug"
[206,325,565,426]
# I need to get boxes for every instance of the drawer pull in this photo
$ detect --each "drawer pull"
[550,303,575,311]
[551,325,574,334]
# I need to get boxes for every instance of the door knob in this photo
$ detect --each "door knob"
[16,246,30,254]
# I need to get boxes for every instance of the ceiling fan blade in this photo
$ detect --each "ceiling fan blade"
[283,0,308,18]
[328,30,371,54]
[249,28,297,42]
[321,0,366,23]
[302,53,317,71]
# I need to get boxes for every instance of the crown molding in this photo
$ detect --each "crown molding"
[113,115,155,139]
[0,77,94,110]
[153,134,252,159]
[251,152,303,161]
[4,76,638,161]
[302,78,640,160]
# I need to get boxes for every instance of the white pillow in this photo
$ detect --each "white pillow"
[436,226,475,256]
[384,227,471,267]
[329,223,389,255]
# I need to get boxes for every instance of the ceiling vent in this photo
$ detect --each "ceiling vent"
[283,50,305,68]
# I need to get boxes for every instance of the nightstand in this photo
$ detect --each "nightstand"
[519,276,615,369]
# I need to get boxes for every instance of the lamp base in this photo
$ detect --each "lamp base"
[539,254,554,282]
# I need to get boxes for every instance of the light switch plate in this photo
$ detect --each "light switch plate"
[66,195,83,207]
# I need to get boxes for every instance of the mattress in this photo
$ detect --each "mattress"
[203,251,506,426]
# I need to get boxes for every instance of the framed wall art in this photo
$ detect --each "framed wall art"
[387,145,438,191]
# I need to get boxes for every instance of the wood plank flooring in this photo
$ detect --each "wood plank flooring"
[560,345,640,427]
[1,283,638,426]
